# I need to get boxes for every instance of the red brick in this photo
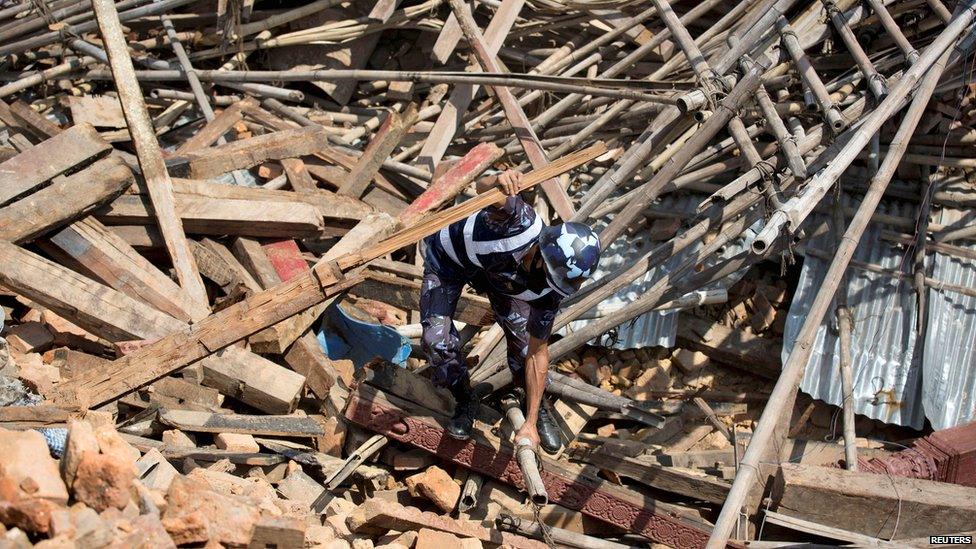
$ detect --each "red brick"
[404,466,459,513]
[71,452,135,512]
[162,476,260,547]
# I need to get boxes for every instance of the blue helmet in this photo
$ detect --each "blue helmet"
[538,222,601,297]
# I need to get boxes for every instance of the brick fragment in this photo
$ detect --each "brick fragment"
[71,452,135,512]
[215,432,261,453]
[348,499,545,549]
[404,466,459,513]
[672,349,710,374]
[162,476,261,547]
[415,528,480,549]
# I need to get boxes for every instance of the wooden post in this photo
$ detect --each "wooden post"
[91,0,208,308]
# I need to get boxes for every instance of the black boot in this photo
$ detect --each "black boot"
[447,372,479,440]
[536,398,562,454]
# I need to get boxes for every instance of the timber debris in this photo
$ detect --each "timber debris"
[0,0,975,548]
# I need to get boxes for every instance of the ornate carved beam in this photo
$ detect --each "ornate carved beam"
[344,384,714,548]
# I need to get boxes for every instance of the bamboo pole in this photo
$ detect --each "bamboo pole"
[598,64,763,248]
[831,189,858,471]
[81,68,678,104]
[865,0,921,64]
[751,6,976,255]
[824,0,890,100]
[776,16,847,132]
[705,8,972,544]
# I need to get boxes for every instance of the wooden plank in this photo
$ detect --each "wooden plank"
[0,123,111,206]
[401,141,504,226]
[200,347,306,414]
[158,409,325,437]
[448,0,576,220]
[144,178,373,221]
[771,463,976,540]
[8,101,62,139]
[92,0,209,307]
[337,104,419,198]
[175,97,257,155]
[181,125,332,178]
[762,511,905,548]
[281,157,318,192]
[675,314,781,379]
[585,451,730,505]
[418,0,525,171]
[0,156,132,243]
[42,217,201,323]
[66,95,126,128]
[96,194,324,238]
[231,237,282,288]
[200,238,262,293]
[0,241,186,342]
[355,271,493,326]
[121,433,285,465]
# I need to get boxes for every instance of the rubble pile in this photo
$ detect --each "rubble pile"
[0,0,975,547]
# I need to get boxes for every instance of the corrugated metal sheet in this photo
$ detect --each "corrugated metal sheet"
[922,207,976,430]
[788,195,926,429]
[559,194,755,349]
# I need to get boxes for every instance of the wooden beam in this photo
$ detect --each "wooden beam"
[585,451,730,504]
[0,156,132,243]
[96,194,324,238]
[337,104,419,198]
[200,347,306,414]
[0,241,186,342]
[418,0,522,170]
[92,0,208,307]
[281,157,318,192]
[158,409,325,437]
[771,463,976,540]
[42,217,202,323]
[175,97,257,155]
[181,125,332,178]
[231,237,283,289]
[401,142,504,226]
[0,122,111,206]
[8,101,62,140]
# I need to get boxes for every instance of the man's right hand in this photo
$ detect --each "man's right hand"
[497,169,522,196]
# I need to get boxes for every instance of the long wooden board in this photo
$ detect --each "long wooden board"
[97,195,324,238]
[0,122,110,206]
[0,156,132,243]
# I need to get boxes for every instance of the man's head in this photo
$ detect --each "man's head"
[537,222,601,297]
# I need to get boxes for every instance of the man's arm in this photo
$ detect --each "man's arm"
[516,335,548,447]
[477,169,521,207]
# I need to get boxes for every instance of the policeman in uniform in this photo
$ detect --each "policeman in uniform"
[421,169,602,453]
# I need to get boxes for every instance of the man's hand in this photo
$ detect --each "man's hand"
[497,169,522,196]
[515,421,540,448]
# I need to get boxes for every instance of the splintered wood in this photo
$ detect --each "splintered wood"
[0,1,975,548]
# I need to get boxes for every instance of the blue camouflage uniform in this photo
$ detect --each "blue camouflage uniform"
[421,195,560,388]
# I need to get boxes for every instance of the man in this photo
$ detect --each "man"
[421,169,601,453]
